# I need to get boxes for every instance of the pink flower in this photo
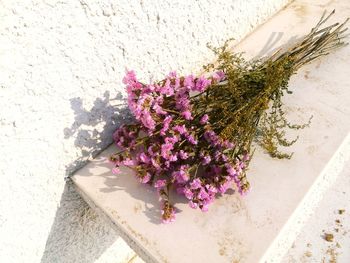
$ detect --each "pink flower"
[161,143,173,159]
[173,125,187,135]
[194,76,211,92]
[146,84,156,92]
[224,141,235,149]
[160,116,172,136]
[202,155,211,165]
[160,79,174,96]
[151,158,161,171]
[218,180,231,194]
[187,134,197,145]
[172,168,189,183]
[225,163,237,177]
[131,101,142,119]
[221,154,228,162]
[138,152,150,164]
[123,70,137,85]
[200,204,209,212]
[122,158,135,166]
[141,110,156,130]
[190,178,201,190]
[148,146,156,156]
[183,187,194,199]
[153,103,167,115]
[214,150,221,161]
[164,160,171,168]
[212,70,226,82]
[154,179,167,189]
[112,167,121,175]
[155,94,164,105]
[140,173,151,184]
[169,154,178,162]
[206,184,218,195]
[175,96,190,111]
[204,130,219,145]
[200,114,209,125]
[184,74,195,89]
[168,71,177,78]
[198,188,209,200]
[179,150,189,160]
[164,135,179,144]
[189,201,198,209]
[181,110,193,120]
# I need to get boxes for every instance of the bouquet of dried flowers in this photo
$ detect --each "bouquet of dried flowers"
[109,11,348,223]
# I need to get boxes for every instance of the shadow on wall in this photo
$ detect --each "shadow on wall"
[41,181,125,263]
[64,90,132,176]
[41,91,133,263]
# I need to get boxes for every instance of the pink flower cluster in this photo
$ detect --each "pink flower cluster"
[110,70,250,223]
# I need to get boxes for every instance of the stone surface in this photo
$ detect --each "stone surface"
[282,161,350,263]
[0,0,290,262]
[72,0,350,262]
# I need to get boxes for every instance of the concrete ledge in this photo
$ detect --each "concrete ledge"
[72,0,350,262]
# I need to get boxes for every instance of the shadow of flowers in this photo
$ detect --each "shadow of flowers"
[64,90,132,176]
[41,90,135,263]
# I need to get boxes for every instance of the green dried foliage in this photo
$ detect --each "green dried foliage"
[195,10,348,159]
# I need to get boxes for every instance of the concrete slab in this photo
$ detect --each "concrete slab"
[72,0,350,262]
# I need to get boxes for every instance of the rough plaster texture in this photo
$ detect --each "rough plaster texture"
[0,0,289,262]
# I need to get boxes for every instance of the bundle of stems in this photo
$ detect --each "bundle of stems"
[196,10,348,159]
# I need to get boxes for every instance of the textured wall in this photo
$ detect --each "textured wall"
[0,0,289,262]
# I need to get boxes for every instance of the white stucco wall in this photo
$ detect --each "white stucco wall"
[0,0,290,262]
